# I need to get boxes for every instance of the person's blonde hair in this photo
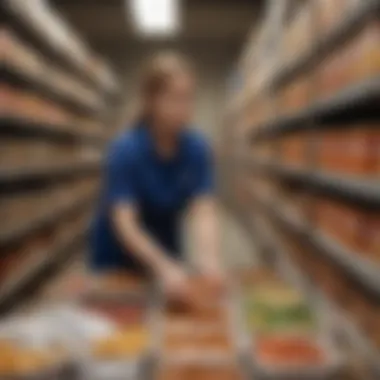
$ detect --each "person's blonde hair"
[124,51,194,125]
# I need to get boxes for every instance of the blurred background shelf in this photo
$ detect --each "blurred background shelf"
[242,158,380,210]
[1,115,107,146]
[0,160,101,191]
[0,229,86,314]
[2,0,118,94]
[251,76,380,142]
[269,0,380,91]
[0,193,95,251]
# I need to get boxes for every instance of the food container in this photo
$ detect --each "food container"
[0,315,76,380]
[280,75,311,116]
[250,335,343,380]
[155,360,245,380]
[314,199,363,255]
[86,273,148,300]
[316,127,377,177]
[280,132,309,167]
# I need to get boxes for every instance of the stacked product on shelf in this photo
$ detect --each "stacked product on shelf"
[0,0,119,312]
[237,268,342,379]
[222,0,380,377]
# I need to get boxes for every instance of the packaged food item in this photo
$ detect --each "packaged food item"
[360,214,380,264]
[91,272,147,296]
[157,362,243,380]
[317,127,377,176]
[92,327,149,359]
[255,336,325,366]
[317,20,380,98]
[280,75,311,115]
[243,284,316,335]
[84,301,146,327]
[280,132,309,166]
[314,199,364,255]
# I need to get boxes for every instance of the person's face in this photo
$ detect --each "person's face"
[151,73,195,131]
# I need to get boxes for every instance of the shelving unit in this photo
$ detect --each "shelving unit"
[1,0,118,94]
[1,0,119,313]
[223,0,380,376]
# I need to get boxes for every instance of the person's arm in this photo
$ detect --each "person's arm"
[104,141,189,296]
[188,195,221,276]
[111,204,187,293]
[188,138,224,283]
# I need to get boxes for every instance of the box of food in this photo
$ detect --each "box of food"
[316,127,377,177]
[242,283,317,336]
[251,335,342,380]
[280,132,309,167]
[280,75,311,116]
[156,360,245,380]
[0,314,77,380]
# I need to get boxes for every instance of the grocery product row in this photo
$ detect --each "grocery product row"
[0,206,93,310]
[2,0,118,94]
[0,178,99,250]
[2,29,104,113]
[221,191,379,379]
[0,267,351,380]
[0,85,106,142]
[233,0,380,138]
[0,158,101,192]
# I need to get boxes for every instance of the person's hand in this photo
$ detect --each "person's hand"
[159,261,191,302]
[201,266,228,297]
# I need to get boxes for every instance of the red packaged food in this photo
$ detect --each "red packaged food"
[256,336,326,366]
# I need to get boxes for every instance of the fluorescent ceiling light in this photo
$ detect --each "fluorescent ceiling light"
[129,0,180,36]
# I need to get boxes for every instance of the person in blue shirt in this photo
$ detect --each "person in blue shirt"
[90,52,223,301]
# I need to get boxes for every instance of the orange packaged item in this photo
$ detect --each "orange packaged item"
[314,199,363,254]
[280,133,308,166]
[317,127,377,176]
[92,327,149,359]
[361,215,380,263]
[92,272,147,295]
[157,363,242,380]
[256,336,326,366]
[280,75,311,115]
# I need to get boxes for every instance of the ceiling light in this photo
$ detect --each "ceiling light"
[129,0,180,37]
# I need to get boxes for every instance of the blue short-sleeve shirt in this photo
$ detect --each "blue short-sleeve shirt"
[89,123,214,273]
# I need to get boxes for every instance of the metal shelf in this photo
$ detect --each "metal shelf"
[227,188,380,374]
[269,0,380,91]
[3,64,103,117]
[243,158,380,211]
[0,194,95,251]
[1,0,118,94]
[1,115,107,146]
[264,200,380,299]
[251,76,380,142]
[0,229,86,314]
[264,216,380,377]
[0,160,101,192]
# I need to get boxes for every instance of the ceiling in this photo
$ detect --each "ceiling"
[51,0,263,73]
